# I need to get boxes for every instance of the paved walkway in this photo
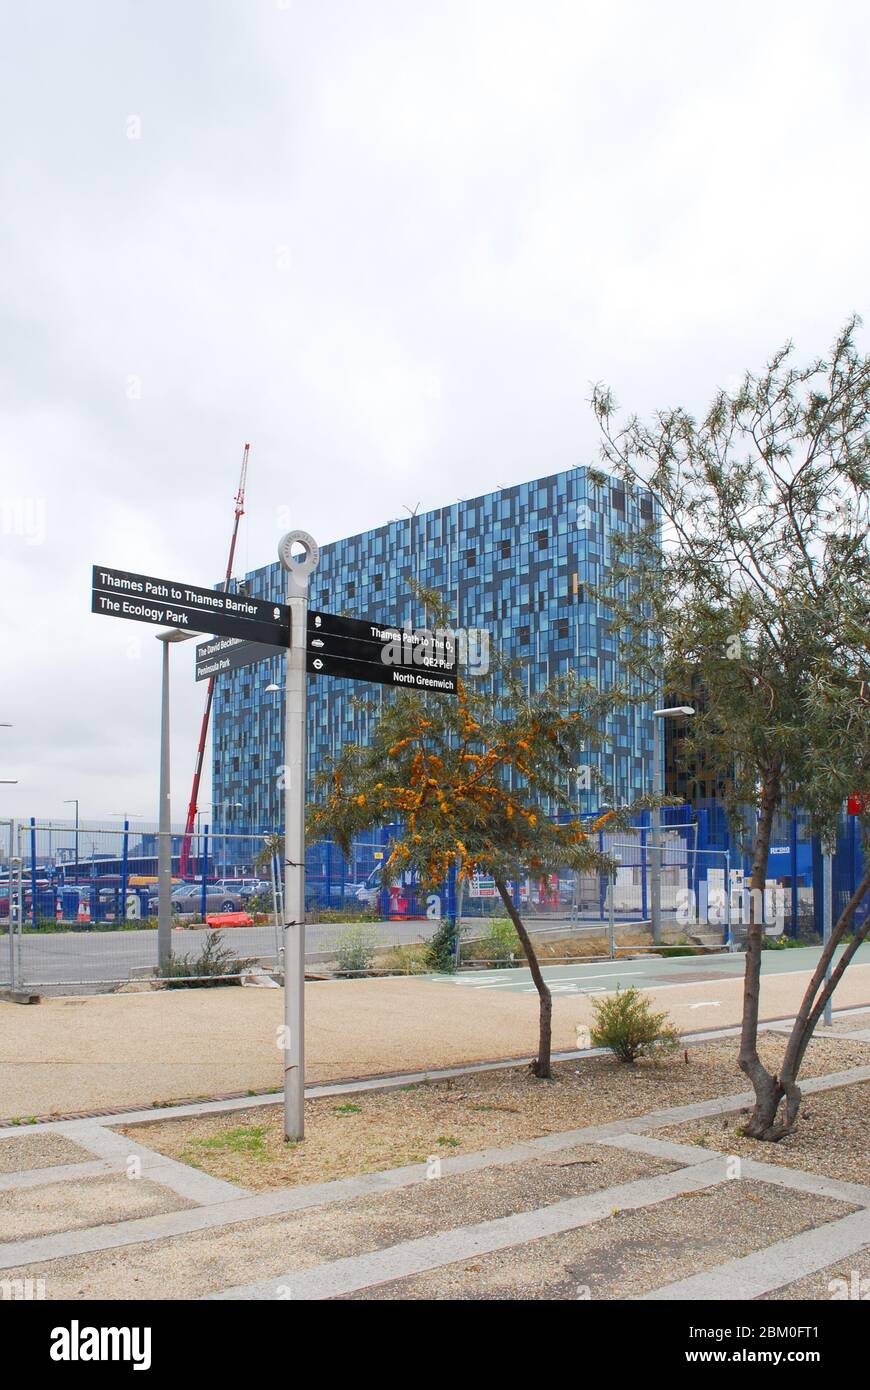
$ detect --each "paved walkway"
[3,947,869,1120]
[1,1021,869,1301]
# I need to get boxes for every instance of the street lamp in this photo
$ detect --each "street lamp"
[264,683,281,832]
[650,706,695,944]
[220,800,242,877]
[63,799,80,884]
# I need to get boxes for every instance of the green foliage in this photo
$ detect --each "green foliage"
[306,601,650,894]
[477,918,520,963]
[760,934,804,950]
[592,319,870,856]
[312,907,378,924]
[157,933,256,988]
[590,987,681,1063]
[378,942,430,974]
[254,833,282,879]
[424,917,458,973]
[334,925,380,976]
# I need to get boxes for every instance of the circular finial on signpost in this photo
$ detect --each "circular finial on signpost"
[278,530,320,589]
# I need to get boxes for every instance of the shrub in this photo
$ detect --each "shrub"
[479,918,520,964]
[313,907,378,924]
[157,933,257,988]
[424,918,459,973]
[378,943,430,974]
[590,987,681,1063]
[335,925,380,976]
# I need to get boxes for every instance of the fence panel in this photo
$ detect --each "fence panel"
[7,810,865,990]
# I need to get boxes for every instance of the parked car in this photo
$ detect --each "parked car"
[148,877,274,916]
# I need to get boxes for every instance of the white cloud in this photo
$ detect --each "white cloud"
[1,0,868,817]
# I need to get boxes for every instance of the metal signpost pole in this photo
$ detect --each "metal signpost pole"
[157,636,173,971]
[823,847,833,1027]
[278,530,320,1143]
[156,631,195,971]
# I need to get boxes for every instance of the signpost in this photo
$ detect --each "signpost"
[195,634,283,682]
[92,566,290,647]
[278,531,320,1143]
[306,609,457,693]
[92,549,459,1146]
[91,563,290,969]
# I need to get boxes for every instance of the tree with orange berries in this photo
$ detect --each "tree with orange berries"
[309,657,652,1078]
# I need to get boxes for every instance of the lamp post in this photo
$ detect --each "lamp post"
[650,706,695,944]
[63,799,80,886]
[265,682,280,833]
[219,800,242,877]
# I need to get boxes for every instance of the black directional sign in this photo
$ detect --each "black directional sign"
[195,634,284,682]
[91,566,291,646]
[306,609,457,694]
[306,649,458,693]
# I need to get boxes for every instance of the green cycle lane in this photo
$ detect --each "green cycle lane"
[427,942,870,996]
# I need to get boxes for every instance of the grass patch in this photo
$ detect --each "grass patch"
[185,1125,270,1162]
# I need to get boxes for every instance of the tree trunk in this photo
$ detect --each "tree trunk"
[495,876,552,1078]
[738,766,786,1139]
[761,868,870,1139]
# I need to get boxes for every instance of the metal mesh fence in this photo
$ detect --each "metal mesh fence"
[0,811,855,992]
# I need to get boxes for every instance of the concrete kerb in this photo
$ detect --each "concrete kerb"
[5,1005,868,1137]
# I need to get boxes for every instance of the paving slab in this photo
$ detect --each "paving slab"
[642,1208,870,1300]
[211,1159,732,1299]
[0,1173,194,1242]
[345,1182,856,1301]
[0,1132,94,1173]
[761,1247,870,1299]
[0,1144,673,1300]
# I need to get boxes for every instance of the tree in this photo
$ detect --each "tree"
[592,318,870,1139]
[309,659,632,1078]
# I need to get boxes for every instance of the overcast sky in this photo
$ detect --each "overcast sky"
[2,0,868,829]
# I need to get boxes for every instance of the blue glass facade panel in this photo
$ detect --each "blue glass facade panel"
[212,466,657,834]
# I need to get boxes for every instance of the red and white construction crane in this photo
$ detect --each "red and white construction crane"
[178,443,250,879]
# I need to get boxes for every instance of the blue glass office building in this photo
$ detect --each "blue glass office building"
[212,466,657,833]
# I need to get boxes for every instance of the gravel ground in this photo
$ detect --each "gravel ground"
[2,1143,671,1300]
[118,1034,870,1191]
[657,1081,870,1185]
[0,1174,193,1241]
[341,1181,855,1300]
[761,1247,870,1300]
[5,959,869,1119]
[0,1133,93,1173]
[817,1009,870,1035]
